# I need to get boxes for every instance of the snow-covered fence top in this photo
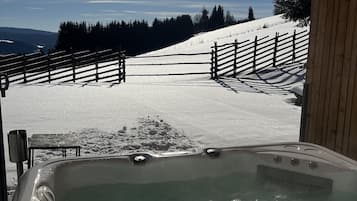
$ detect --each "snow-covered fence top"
[0,49,126,85]
[211,30,310,79]
[125,51,212,77]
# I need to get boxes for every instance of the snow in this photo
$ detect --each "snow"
[3,15,307,187]
[36,45,44,49]
[291,84,304,97]
[0,40,14,44]
[140,15,307,56]
[30,117,199,164]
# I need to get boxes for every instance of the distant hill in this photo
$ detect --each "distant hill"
[0,27,57,54]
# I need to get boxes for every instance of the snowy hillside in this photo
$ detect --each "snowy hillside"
[0,27,57,54]
[3,15,308,187]
[125,15,308,83]
[145,15,306,55]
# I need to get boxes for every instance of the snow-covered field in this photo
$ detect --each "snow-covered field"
[3,15,307,188]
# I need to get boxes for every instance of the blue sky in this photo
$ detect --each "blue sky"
[0,0,274,32]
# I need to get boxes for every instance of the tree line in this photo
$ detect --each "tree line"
[55,5,255,56]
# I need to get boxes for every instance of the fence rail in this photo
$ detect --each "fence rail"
[127,52,211,59]
[125,51,212,76]
[0,49,126,85]
[210,30,310,79]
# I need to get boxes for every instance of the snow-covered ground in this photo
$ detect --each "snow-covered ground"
[3,15,307,187]
[0,40,14,44]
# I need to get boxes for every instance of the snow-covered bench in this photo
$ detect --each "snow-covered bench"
[27,134,81,168]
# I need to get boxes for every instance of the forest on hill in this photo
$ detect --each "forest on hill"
[55,5,256,56]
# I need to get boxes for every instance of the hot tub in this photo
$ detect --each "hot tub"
[13,143,357,201]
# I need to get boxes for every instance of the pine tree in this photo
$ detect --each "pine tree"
[225,11,236,25]
[193,14,201,25]
[198,8,209,31]
[274,0,311,26]
[217,5,225,27]
[248,6,255,21]
[208,6,218,30]
[274,0,286,14]
[208,5,225,30]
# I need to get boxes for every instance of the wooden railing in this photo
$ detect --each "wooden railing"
[0,49,126,85]
[125,52,211,77]
[210,30,310,79]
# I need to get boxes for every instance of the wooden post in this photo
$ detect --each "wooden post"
[118,52,122,83]
[292,30,296,62]
[47,54,51,83]
[0,75,8,201]
[122,53,126,83]
[71,51,76,83]
[253,36,258,73]
[95,50,99,82]
[214,42,218,79]
[210,49,214,79]
[233,39,238,77]
[22,54,27,83]
[299,83,309,142]
[273,32,279,67]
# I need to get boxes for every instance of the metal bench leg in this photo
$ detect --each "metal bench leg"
[28,149,31,169]
[31,149,34,167]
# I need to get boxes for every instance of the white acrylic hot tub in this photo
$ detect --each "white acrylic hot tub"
[13,143,357,201]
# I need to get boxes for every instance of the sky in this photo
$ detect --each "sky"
[0,0,274,32]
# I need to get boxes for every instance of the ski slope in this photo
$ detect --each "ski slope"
[3,15,308,186]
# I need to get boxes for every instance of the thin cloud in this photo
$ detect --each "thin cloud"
[123,10,138,14]
[143,11,196,17]
[180,4,206,9]
[0,16,15,20]
[177,1,236,9]
[81,12,124,17]
[87,0,148,4]
[102,9,117,13]
[26,7,45,11]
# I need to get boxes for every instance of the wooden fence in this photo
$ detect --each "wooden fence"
[210,30,310,79]
[0,49,126,85]
[0,30,309,85]
[125,52,211,77]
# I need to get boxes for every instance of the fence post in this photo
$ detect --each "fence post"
[210,49,214,79]
[22,54,27,83]
[71,51,76,83]
[123,53,126,83]
[299,83,309,142]
[95,50,99,82]
[214,42,218,79]
[233,39,238,77]
[118,52,122,83]
[273,32,279,67]
[47,54,51,83]
[292,29,296,62]
[253,36,258,73]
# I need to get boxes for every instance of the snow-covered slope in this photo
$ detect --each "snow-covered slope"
[0,27,57,54]
[125,15,307,84]
[4,15,307,187]
[144,15,306,55]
